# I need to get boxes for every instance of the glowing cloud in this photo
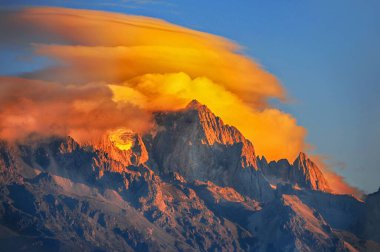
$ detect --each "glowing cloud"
[0,77,152,143]
[0,7,307,161]
[311,155,363,197]
[110,72,307,160]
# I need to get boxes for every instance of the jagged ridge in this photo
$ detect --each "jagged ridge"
[0,100,378,251]
[257,152,330,192]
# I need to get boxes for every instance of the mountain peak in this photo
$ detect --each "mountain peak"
[156,100,256,155]
[186,99,204,110]
[258,151,330,192]
[150,101,273,200]
[185,100,213,114]
[183,100,247,147]
[296,152,308,162]
[292,152,330,192]
[293,152,316,169]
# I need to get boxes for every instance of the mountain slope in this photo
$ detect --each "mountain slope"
[248,194,345,251]
[0,139,250,251]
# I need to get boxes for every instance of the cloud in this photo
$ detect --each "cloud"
[0,7,318,164]
[325,171,363,198]
[0,77,152,142]
[311,155,363,198]
[0,6,361,194]
[1,7,283,106]
[110,72,307,160]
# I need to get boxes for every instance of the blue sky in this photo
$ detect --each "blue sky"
[1,0,379,193]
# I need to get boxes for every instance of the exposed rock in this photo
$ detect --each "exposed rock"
[248,194,345,251]
[150,100,273,201]
[258,152,330,192]
[0,137,250,251]
[91,132,149,172]
[292,152,330,191]
[0,100,379,251]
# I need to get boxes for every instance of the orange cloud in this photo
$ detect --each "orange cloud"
[110,72,307,160]
[311,155,363,198]
[4,7,283,107]
[0,7,361,193]
[0,77,152,143]
[325,171,363,198]
[0,7,328,166]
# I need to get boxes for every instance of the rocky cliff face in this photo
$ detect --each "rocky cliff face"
[150,100,273,201]
[292,153,330,191]
[258,152,330,192]
[92,132,149,172]
[0,100,378,251]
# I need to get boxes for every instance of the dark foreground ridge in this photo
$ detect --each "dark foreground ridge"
[0,100,379,251]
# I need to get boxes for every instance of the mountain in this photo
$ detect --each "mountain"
[257,152,330,192]
[0,100,379,251]
[150,100,273,201]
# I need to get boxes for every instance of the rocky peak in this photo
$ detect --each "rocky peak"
[152,100,258,169]
[182,100,247,146]
[291,152,330,192]
[294,152,308,166]
[257,155,268,164]
[297,151,307,161]
[257,152,330,192]
[185,99,206,110]
[293,152,317,173]
[150,100,274,201]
